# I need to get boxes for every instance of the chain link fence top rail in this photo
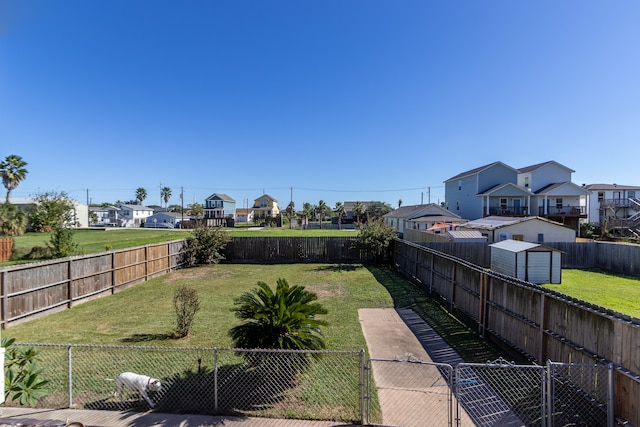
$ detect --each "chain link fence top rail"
[7,344,365,425]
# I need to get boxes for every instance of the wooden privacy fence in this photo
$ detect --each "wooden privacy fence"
[392,239,640,426]
[413,239,640,276]
[0,239,187,328]
[224,236,368,263]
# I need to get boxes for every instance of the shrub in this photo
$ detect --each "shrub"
[183,224,230,267]
[173,285,201,338]
[46,225,79,258]
[2,337,49,406]
[351,218,397,265]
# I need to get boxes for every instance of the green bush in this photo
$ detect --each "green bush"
[3,337,49,406]
[183,224,230,267]
[173,285,201,338]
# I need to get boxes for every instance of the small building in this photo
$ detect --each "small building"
[445,230,487,242]
[144,212,183,228]
[490,239,562,284]
[458,216,576,244]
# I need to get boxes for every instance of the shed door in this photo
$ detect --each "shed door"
[526,251,551,284]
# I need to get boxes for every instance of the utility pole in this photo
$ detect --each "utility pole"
[86,189,90,227]
[180,186,184,228]
[428,187,431,204]
[290,186,293,229]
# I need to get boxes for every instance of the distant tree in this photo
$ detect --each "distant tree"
[0,203,27,236]
[135,188,147,205]
[161,187,172,209]
[28,191,75,232]
[0,155,28,204]
[300,203,313,229]
[367,201,393,220]
[286,201,295,229]
[316,200,328,229]
[229,278,328,353]
[353,201,367,224]
[334,202,346,230]
[398,199,403,208]
[167,204,182,213]
[88,211,99,225]
[188,202,204,217]
[352,218,397,265]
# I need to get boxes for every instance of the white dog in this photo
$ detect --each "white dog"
[114,371,162,407]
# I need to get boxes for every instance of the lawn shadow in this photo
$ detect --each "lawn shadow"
[312,264,363,272]
[120,333,175,343]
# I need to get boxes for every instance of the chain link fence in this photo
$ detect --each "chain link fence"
[6,344,617,426]
[366,357,454,427]
[8,344,365,424]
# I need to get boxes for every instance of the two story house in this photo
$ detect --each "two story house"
[444,161,589,232]
[116,204,154,227]
[252,194,280,222]
[583,183,640,235]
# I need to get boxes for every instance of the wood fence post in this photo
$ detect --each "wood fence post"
[67,259,73,308]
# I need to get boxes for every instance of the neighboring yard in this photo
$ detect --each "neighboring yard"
[543,269,640,318]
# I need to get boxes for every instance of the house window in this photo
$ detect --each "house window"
[260,200,267,208]
[512,234,524,241]
[500,198,507,209]
[629,191,636,198]
[538,233,544,243]
[456,201,460,211]
[556,198,563,209]
[458,180,462,191]
[598,192,604,202]
[524,177,529,188]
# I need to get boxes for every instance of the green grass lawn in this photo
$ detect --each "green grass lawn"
[543,269,640,318]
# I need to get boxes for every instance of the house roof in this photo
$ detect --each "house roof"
[444,161,518,183]
[205,193,235,202]
[254,194,277,202]
[517,160,574,174]
[459,215,563,231]
[149,212,183,219]
[118,204,153,211]
[489,239,559,253]
[411,215,466,224]
[236,208,253,215]
[343,201,378,212]
[583,183,640,191]
[446,230,486,240]
[477,182,531,196]
[533,181,590,195]
[384,203,458,220]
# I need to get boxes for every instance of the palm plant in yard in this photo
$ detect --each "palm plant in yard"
[229,278,328,354]
[1,154,28,204]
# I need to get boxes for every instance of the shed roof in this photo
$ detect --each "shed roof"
[446,230,486,240]
[489,239,558,253]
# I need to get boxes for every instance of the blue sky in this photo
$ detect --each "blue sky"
[2,1,639,210]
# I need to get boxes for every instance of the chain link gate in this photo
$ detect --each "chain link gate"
[366,357,454,427]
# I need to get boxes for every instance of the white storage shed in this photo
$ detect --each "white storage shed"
[490,239,562,284]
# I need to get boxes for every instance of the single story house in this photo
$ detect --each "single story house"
[144,212,183,228]
[457,216,575,244]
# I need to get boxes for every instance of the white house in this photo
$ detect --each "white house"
[458,216,576,244]
[116,204,154,227]
[10,197,89,228]
[144,212,183,228]
[235,208,254,224]
[490,239,562,284]
[583,183,640,233]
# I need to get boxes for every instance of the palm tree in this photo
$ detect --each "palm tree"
[0,155,28,204]
[286,201,295,229]
[161,187,172,209]
[135,188,147,205]
[229,278,328,352]
[353,201,366,224]
[398,199,403,208]
[334,202,346,230]
[301,203,313,229]
[0,203,27,236]
[316,200,328,229]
